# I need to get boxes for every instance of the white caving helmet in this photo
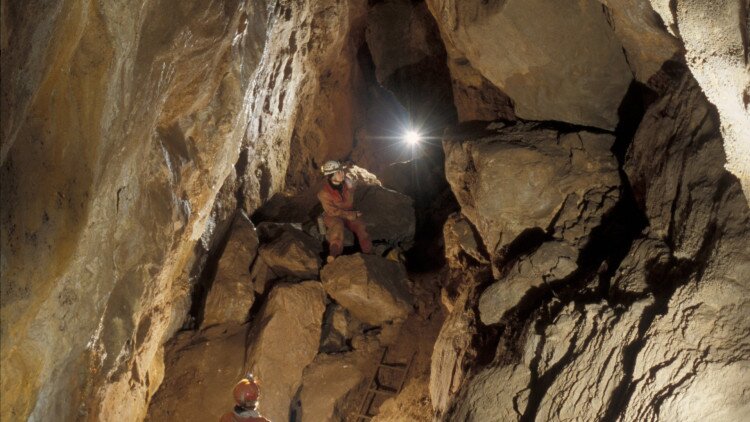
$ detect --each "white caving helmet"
[321,160,343,176]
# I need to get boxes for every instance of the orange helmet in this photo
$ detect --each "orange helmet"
[233,374,260,408]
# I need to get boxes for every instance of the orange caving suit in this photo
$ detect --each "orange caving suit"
[317,177,372,257]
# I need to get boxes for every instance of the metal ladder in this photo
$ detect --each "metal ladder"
[354,347,416,421]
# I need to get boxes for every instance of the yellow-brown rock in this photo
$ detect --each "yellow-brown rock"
[1,1,269,420]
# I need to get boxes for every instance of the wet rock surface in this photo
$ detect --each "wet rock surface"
[321,254,413,326]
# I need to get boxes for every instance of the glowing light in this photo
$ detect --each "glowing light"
[404,130,421,146]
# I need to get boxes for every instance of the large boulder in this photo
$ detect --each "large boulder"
[257,223,322,280]
[245,282,327,422]
[146,324,249,421]
[478,241,578,324]
[202,213,259,326]
[444,122,621,258]
[426,0,633,129]
[320,254,413,326]
[294,353,366,422]
[355,184,416,248]
[595,0,681,81]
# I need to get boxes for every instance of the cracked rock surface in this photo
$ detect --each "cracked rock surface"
[440,62,750,422]
[443,122,621,259]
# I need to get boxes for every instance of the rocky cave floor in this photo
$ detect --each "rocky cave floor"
[145,193,451,422]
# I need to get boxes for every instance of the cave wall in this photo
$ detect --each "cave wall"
[437,62,750,422]
[2,0,749,421]
[0,0,271,420]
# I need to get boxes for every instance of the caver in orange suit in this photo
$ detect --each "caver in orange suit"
[220,375,271,422]
[317,177,372,258]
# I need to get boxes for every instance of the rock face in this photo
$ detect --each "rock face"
[443,213,487,268]
[610,237,671,296]
[0,1,271,420]
[356,184,416,248]
[648,0,750,197]
[258,224,322,280]
[145,324,249,422]
[429,283,480,418]
[444,122,621,258]
[321,254,413,326]
[478,241,578,324]
[426,0,633,129]
[596,0,681,81]
[245,282,327,422]
[449,364,532,422]
[442,63,750,422]
[203,213,259,326]
[295,353,366,422]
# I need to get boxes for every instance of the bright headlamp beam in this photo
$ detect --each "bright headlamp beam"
[404,130,421,145]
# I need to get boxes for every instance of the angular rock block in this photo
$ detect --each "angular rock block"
[320,254,413,326]
[203,212,259,326]
[355,184,416,248]
[295,353,365,422]
[146,324,252,421]
[443,212,488,268]
[430,289,478,418]
[245,282,327,422]
[444,122,621,257]
[426,0,633,129]
[257,223,322,280]
[479,241,578,324]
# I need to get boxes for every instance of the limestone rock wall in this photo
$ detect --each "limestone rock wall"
[437,62,750,422]
[649,0,750,198]
[3,0,749,421]
[1,1,271,420]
